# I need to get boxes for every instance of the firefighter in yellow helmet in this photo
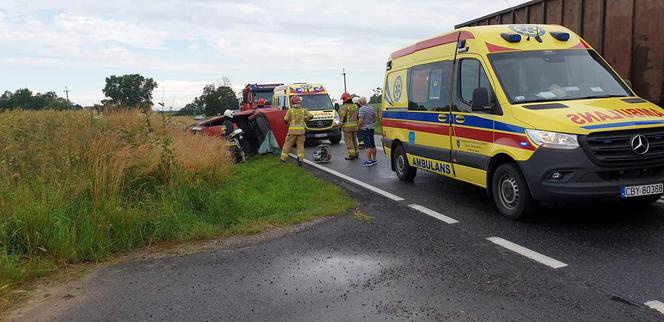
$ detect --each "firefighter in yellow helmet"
[338,92,359,160]
[280,95,313,166]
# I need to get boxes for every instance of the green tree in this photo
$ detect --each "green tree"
[0,88,73,110]
[195,84,239,116]
[10,89,36,109]
[102,74,158,109]
[176,98,203,116]
[369,87,383,104]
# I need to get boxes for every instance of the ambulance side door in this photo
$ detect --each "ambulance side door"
[278,93,289,110]
[406,60,454,177]
[450,56,500,187]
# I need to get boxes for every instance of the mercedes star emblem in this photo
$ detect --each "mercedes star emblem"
[630,134,650,155]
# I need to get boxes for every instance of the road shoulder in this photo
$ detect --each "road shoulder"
[4,215,339,322]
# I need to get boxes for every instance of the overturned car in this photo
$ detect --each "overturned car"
[186,108,289,160]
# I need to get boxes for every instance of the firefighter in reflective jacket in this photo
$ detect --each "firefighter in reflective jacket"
[281,95,313,165]
[338,92,359,160]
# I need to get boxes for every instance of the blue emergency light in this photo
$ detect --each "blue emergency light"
[501,33,521,43]
[550,31,570,41]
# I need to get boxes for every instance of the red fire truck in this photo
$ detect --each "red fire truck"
[240,83,283,111]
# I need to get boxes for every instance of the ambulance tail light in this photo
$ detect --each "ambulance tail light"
[550,32,570,42]
[500,33,521,43]
[526,129,579,150]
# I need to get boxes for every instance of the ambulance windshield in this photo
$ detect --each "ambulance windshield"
[298,94,333,111]
[489,49,631,104]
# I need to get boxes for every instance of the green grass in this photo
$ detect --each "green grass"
[209,156,355,234]
[0,157,353,309]
[0,110,354,311]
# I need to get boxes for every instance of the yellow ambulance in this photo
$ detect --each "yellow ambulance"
[382,24,664,219]
[273,83,341,144]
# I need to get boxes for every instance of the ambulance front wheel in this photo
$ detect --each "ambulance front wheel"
[492,163,535,220]
[394,144,416,181]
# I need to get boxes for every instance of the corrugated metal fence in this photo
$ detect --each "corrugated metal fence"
[456,0,664,106]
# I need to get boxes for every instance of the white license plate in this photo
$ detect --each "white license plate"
[620,183,663,198]
[314,133,327,138]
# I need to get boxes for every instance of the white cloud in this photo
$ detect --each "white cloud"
[0,0,529,107]
[53,13,169,49]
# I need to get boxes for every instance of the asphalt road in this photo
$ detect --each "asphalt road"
[19,136,664,321]
[312,137,664,304]
[300,136,664,315]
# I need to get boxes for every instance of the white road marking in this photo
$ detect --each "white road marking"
[408,204,458,224]
[645,300,664,315]
[289,154,405,202]
[486,237,568,269]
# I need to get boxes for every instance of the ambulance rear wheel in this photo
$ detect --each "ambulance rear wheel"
[394,144,416,181]
[492,163,534,220]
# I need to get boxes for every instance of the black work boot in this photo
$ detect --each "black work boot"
[297,159,302,166]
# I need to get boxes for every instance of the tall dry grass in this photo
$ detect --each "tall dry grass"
[0,109,233,303]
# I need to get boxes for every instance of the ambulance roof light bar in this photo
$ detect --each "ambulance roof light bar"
[550,31,570,42]
[500,33,521,43]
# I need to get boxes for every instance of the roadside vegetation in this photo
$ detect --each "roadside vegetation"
[370,103,383,133]
[0,109,353,311]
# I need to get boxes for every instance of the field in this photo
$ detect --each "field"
[0,109,354,310]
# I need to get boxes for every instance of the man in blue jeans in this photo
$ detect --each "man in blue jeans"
[357,97,377,167]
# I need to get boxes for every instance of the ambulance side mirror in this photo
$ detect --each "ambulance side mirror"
[471,87,493,112]
[334,103,340,111]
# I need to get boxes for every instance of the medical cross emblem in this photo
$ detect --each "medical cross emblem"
[393,76,403,102]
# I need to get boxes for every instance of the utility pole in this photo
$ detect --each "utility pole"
[159,80,165,108]
[342,68,347,93]
[64,86,70,104]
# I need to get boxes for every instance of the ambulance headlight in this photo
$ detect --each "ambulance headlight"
[526,129,579,149]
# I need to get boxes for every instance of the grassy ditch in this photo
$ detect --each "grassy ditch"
[0,109,354,310]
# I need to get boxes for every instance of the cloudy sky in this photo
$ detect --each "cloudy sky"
[1,0,527,109]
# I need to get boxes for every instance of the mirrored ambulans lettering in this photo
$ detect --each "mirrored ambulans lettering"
[412,156,452,175]
[566,108,664,125]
